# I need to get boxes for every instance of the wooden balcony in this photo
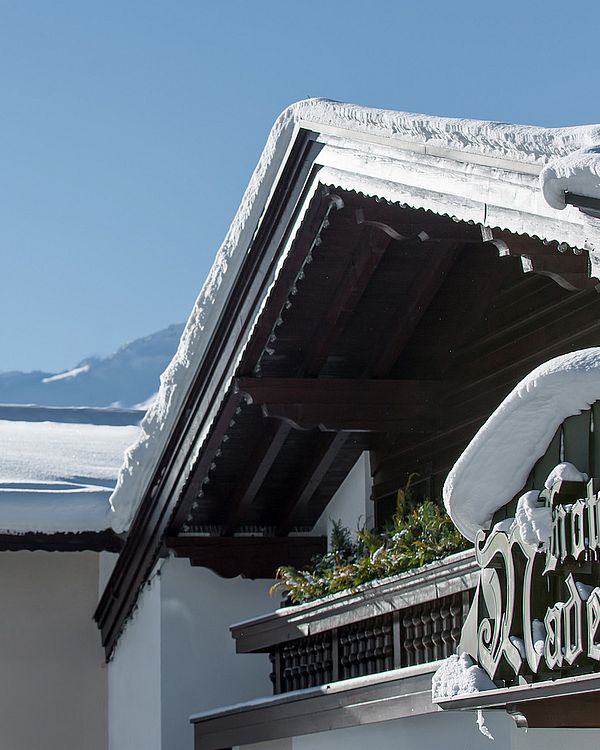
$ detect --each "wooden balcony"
[231,549,478,694]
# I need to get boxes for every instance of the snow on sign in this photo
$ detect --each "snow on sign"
[439,349,600,694]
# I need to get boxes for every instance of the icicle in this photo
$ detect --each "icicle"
[476,710,494,741]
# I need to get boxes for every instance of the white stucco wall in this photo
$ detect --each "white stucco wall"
[0,550,107,750]
[313,452,372,544]
[160,559,275,750]
[108,571,162,750]
[291,711,600,750]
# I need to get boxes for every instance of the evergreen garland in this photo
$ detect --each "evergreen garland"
[271,484,469,605]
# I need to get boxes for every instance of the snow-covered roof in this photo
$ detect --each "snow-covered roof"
[0,415,139,534]
[107,99,600,533]
[443,348,600,542]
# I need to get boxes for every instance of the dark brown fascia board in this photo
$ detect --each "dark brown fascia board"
[0,530,123,553]
[94,129,329,659]
[191,662,440,750]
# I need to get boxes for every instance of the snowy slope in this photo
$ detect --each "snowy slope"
[0,323,184,408]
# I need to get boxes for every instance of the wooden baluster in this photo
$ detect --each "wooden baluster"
[439,604,453,658]
[402,611,415,666]
[431,606,443,661]
[392,611,402,669]
[331,627,339,682]
[421,609,433,662]
[412,610,424,664]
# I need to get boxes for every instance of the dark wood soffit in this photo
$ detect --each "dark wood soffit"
[222,420,292,535]
[94,131,327,659]
[275,431,349,535]
[166,535,326,579]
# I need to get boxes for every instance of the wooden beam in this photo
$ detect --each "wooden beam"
[166,535,326,579]
[222,420,292,534]
[275,432,349,535]
[236,377,443,406]
[261,403,435,433]
[236,377,443,432]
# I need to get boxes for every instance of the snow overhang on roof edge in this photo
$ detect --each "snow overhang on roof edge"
[443,348,600,542]
[107,99,600,534]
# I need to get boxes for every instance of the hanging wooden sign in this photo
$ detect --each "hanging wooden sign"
[463,474,600,687]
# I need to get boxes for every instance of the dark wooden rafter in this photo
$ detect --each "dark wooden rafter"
[302,219,396,376]
[166,535,326,579]
[221,420,292,535]
[452,291,600,392]
[235,377,443,433]
[212,212,424,536]
[238,191,344,372]
[169,192,347,536]
[274,431,349,535]
[482,226,598,291]
[183,214,477,536]
[371,241,464,377]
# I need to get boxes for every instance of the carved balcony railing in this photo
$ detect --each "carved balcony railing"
[231,549,477,694]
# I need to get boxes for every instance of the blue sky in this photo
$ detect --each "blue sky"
[1,0,598,372]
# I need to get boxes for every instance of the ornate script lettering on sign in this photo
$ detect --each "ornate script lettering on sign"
[462,474,600,686]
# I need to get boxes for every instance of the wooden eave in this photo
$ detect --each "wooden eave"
[95,144,600,658]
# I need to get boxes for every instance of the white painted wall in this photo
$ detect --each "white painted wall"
[98,551,118,599]
[292,711,600,750]
[313,452,372,545]
[108,571,162,750]
[0,550,107,750]
[160,559,275,750]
